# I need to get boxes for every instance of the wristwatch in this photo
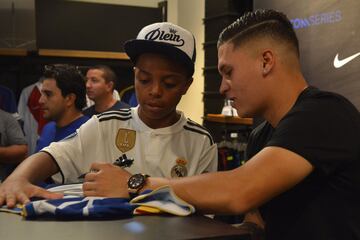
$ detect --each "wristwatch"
[127,173,149,198]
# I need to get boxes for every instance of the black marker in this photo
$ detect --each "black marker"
[78,154,134,179]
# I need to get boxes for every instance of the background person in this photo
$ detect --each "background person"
[83,65,129,117]
[0,109,28,181]
[35,64,89,152]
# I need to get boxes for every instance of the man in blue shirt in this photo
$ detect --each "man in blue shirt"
[35,64,89,152]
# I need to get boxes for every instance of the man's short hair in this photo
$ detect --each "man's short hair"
[88,65,118,90]
[218,9,300,57]
[43,64,86,111]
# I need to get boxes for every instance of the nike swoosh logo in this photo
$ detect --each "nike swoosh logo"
[333,52,360,68]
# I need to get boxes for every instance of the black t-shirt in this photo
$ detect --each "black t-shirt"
[83,100,130,117]
[246,87,360,240]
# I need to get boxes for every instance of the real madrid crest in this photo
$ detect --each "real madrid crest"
[171,158,188,178]
[116,128,136,152]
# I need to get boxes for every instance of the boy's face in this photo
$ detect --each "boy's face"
[134,53,192,128]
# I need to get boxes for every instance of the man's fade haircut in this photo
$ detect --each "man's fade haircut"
[88,65,118,90]
[217,9,299,57]
[43,64,86,111]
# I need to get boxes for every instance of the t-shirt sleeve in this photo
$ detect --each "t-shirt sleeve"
[5,114,27,145]
[41,116,102,183]
[197,138,218,173]
[266,98,359,176]
[245,121,273,160]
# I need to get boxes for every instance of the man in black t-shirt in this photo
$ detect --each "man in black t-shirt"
[244,86,360,239]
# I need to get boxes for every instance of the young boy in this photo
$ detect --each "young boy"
[0,22,217,205]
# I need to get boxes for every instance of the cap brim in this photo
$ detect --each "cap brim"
[124,39,194,76]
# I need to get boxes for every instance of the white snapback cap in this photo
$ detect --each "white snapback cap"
[124,22,196,76]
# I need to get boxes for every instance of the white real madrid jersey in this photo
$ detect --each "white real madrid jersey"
[42,107,218,184]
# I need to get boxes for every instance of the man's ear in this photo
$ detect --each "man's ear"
[182,77,193,95]
[262,50,275,76]
[107,81,114,92]
[65,93,77,107]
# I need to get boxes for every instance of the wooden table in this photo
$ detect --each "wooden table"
[0,213,251,240]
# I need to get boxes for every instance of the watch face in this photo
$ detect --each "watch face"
[128,174,146,189]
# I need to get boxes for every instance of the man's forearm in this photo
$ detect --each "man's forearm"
[148,146,313,216]
[147,168,253,215]
[0,145,28,164]
[169,170,251,214]
[6,152,59,184]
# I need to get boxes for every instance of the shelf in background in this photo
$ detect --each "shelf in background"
[205,114,253,125]
[0,48,130,60]
[0,48,28,56]
[38,49,130,60]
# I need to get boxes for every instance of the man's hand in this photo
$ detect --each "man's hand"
[0,177,63,208]
[82,162,131,198]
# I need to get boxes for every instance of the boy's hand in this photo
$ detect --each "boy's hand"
[82,162,131,198]
[0,177,63,208]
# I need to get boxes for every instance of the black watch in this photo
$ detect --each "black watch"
[127,173,149,198]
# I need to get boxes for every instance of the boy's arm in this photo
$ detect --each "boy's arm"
[0,152,62,208]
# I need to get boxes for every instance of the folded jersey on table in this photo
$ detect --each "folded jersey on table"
[23,196,134,219]
[131,185,195,216]
[0,185,195,219]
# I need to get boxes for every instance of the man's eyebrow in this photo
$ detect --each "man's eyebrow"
[41,89,52,94]
[218,65,223,73]
[218,64,227,74]
[220,62,233,73]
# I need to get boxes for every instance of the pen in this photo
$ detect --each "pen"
[78,154,134,179]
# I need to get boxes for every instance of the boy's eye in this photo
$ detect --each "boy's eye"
[138,79,150,84]
[164,82,177,89]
